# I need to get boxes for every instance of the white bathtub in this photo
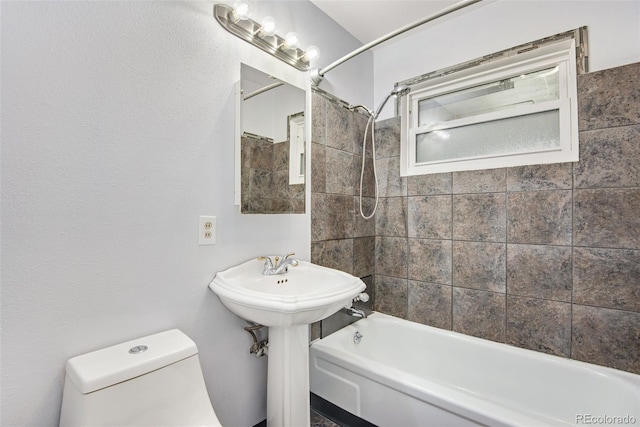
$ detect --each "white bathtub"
[310,312,640,427]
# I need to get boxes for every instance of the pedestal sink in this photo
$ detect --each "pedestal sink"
[209,257,366,427]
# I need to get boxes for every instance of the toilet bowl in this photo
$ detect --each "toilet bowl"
[59,329,222,426]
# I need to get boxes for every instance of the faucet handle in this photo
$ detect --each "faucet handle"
[257,256,273,267]
[283,252,296,259]
[353,292,370,303]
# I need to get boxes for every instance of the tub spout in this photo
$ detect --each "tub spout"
[345,306,367,319]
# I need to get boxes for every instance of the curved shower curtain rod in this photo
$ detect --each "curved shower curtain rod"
[310,0,483,86]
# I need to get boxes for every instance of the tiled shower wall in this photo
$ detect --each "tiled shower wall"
[311,62,639,374]
[310,92,376,336]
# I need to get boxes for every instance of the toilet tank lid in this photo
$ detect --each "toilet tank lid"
[65,329,198,394]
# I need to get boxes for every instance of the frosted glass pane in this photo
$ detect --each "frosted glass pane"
[416,110,560,163]
[418,67,560,126]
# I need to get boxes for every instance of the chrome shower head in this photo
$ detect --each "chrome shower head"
[391,84,411,97]
[373,85,411,119]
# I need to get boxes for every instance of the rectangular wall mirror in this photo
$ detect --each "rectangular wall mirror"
[236,63,306,214]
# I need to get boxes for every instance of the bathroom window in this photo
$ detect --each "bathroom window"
[400,36,582,176]
[288,112,305,185]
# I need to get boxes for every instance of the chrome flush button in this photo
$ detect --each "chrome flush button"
[129,345,148,354]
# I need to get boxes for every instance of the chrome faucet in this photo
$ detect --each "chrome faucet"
[344,306,367,319]
[344,292,370,318]
[258,253,299,275]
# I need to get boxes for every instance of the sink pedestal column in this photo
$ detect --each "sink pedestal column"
[266,324,310,427]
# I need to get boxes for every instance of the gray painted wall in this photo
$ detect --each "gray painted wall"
[0,1,371,426]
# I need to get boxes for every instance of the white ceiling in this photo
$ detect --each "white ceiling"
[309,0,460,44]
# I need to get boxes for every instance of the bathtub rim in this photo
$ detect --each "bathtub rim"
[313,311,640,382]
[310,312,640,427]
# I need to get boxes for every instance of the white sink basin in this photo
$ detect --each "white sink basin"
[209,258,366,327]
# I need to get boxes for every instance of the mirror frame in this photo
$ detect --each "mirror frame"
[235,63,307,214]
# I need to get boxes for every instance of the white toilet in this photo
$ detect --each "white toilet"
[59,329,222,426]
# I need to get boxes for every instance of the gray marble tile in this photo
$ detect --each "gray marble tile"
[408,238,452,285]
[408,281,452,330]
[352,112,370,159]
[324,194,354,240]
[354,237,375,278]
[375,197,407,237]
[374,275,408,318]
[311,239,353,275]
[325,147,355,195]
[453,241,506,293]
[407,172,452,195]
[247,168,272,195]
[507,190,572,245]
[311,142,326,193]
[272,171,295,198]
[325,101,354,153]
[356,153,376,197]
[507,163,573,192]
[453,193,506,242]
[270,199,304,215]
[311,193,326,242]
[574,188,640,249]
[574,125,640,188]
[272,142,288,172]
[506,244,572,302]
[374,117,401,159]
[311,93,327,145]
[353,196,376,237]
[408,195,452,240]
[573,247,640,313]
[506,296,571,357]
[242,137,273,170]
[375,236,408,278]
[377,156,407,197]
[578,62,640,131]
[453,168,506,193]
[452,287,505,342]
[310,242,322,264]
[572,304,640,374]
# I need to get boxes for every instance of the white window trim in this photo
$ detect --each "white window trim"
[289,113,305,185]
[400,39,579,176]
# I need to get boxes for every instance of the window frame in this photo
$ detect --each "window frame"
[288,112,305,185]
[400,39,579,176]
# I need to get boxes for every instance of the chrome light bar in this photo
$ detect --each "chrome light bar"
[213,3,311,71]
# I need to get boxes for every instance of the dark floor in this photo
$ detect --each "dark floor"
[254,410,339,427]
[253,394,376,427]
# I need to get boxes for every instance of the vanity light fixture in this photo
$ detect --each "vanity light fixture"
[213,2,320,71]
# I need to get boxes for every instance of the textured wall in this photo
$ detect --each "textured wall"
[0,2,370,426]
[311,62,640,374]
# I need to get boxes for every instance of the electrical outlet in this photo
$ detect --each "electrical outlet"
[199,216,216,245]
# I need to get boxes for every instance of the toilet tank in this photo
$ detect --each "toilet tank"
[59,329,221,427]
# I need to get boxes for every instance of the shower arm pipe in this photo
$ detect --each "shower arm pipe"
[310,0,483,86]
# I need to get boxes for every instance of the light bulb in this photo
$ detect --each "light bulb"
[283,32,299,50]
[304,45,321,62]
[232,1,251,21]
[259,16,277,37]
